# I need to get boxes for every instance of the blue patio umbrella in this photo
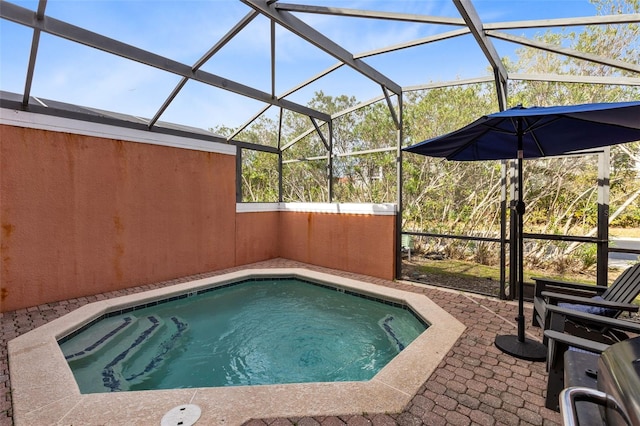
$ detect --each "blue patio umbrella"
[403,101,640,361]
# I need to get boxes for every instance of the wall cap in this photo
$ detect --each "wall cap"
[0,108,236,156]
[236,202,397,215]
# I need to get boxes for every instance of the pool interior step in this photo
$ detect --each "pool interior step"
[102,315,189,391]
[61,315,137,362]
[117,316,189,389]
[61,315,189,392]
[379,314,406,351]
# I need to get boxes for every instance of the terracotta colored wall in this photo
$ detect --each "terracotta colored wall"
[235,211,279,265]
[278,212,396,280]
[1,124,397,312]
[1,125,236,312]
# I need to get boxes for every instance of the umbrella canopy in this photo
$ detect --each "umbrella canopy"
[403,101,640,160]
[402,101,640,361]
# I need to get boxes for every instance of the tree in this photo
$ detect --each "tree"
[280,92,362,202]
[503,0,640,269]
[213,117,280,202]
[215,0,639,273]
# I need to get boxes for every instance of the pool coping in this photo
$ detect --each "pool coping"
[8,268,465,425]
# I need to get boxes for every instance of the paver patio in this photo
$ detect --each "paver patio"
[0,259,562,425]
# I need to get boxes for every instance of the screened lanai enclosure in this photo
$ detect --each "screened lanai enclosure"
[1,0,639,310]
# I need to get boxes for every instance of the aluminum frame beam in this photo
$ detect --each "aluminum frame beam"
[395,95,404,279]
[275,3,466,26]
[280,125,315,152]
[229,104,272,142]
[241,0,402,95]
[333,94,385,119]
[271,19,276,98]
[1,1,330,122]
[452,0,509,110]
[355,28,471,59]
[310,117,329,151]
[149,10,260,128]
[233,140,280,154]
[403,76,495,92]
[222,3,639,135]
[242,26,469,148]
[382,86,400,130]
[278,62,344,100]
[484,14,640,30]
[279,92,392,153]
[282,146,396,164]
[244,27,469,129]
[22,0,47,107]
[487,30,640,74]
[509,73,640,86]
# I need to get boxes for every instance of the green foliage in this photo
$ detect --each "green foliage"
[241,150,279,202]
[402,0,640,273]
[401,85,503,235]
[576,244,599,270]
[221,0,640,273]
[403,85,497,144]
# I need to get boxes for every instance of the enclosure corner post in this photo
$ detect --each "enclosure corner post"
[328,120,334,203]
[396,93,404,280]
[278,107,284,202]
[236,145,243,203]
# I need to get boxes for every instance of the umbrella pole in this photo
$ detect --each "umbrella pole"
[494,118,546,361]
[516,154,525,342]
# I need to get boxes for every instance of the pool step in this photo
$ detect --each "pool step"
[102,315,189,392]
[62,315,137,362]
[379,315,405,352]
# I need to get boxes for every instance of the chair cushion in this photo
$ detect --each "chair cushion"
[559,295,618,317]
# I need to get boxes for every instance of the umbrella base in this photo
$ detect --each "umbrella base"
[495,334,546,361]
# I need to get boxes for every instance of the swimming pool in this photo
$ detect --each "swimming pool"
[60,277,427,392]
[9,267,466,425]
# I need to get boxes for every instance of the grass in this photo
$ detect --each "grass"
[525,227,640,238]
[416,259,512,281]
[414,258,591,284]
[412,258,640,304]
[610,227,640,238]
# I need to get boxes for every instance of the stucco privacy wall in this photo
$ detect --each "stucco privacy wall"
[0,113,237,312]
[236,203,397,280]
[1,110,397,312]
[234,208,280,265]
[278,203,397,280]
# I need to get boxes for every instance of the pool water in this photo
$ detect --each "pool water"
[59,278,427,393]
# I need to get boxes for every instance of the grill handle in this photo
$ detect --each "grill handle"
[559,386,632,426]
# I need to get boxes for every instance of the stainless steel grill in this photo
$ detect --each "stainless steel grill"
[560,336,640,425]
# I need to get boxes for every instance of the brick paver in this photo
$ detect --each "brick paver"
[0,259,562,425]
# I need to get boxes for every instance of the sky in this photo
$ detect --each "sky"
[0,0,602,131]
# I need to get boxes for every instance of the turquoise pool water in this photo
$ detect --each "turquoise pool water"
[59,278,427,393]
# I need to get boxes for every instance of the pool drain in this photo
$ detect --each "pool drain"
[161,404,201,426]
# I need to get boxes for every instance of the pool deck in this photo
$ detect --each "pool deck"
[1,259,562,426]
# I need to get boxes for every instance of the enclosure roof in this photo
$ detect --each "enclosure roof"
[0,90,229,143]
[1,0,639,143]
